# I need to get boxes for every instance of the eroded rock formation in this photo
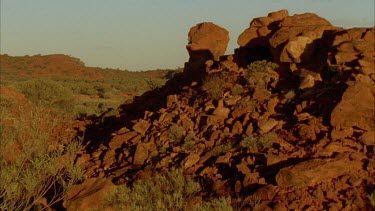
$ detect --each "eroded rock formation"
[64,10,375,210]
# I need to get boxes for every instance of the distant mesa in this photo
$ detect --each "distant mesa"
[0,54,104,80]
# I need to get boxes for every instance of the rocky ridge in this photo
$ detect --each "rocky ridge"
[64,10,375,210]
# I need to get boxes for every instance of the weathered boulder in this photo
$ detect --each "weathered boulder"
[238,10,288,48]
[328,27,375,75]
[236,10,338,67]
[187,22,229,61]
[276,153,362,187]
[270,13,334,64]
[133,142,149,165]
[132,119,151,136]
[185,22,229,82]
[331,82,375,131]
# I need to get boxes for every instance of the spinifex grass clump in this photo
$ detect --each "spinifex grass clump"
[244,60,279,89]
[106,169,234,210]
[0,101,83,211]
[16,79,75,113]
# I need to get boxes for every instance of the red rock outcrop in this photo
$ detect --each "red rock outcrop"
[185,22,229,82]
[328,27,375,76]
[66,10,375,210]
[187,22,230,61]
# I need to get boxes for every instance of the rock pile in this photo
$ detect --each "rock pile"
[64,10,375,210]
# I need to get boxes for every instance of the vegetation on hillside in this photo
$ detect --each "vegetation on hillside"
[0,98,83,210]
[0,54,179,118]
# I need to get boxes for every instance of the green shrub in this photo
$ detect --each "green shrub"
[245,60,279,89]
[145,78,163,91]
[182,132,197,151]
[169,124,184,144]
[203,74,227,100]
[231,84,244,96]
[17,79,75,113]
[106,169,235,210]
[246,60,278,73]
[195,197,233,211]
[0,105,83,211]
[369,191,375,207]
[212,142,232,157]
[240,134,275,151]
[94,83,111,93]
[106,169,201,210]
[71,81,97,95]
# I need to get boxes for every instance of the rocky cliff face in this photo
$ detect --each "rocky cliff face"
[64,10,374,210]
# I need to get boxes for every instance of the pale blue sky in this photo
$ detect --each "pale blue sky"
[1,0,374,71]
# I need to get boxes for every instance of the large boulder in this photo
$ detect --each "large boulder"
[187,22,229,61]
[236,10,338,67]
[331,81,375,131]
[238,10,288,48]
[185,22,229,82]
[63,178,115,211]
[276,153,363,187]
[269,13,334,64]
[328,27,375,76]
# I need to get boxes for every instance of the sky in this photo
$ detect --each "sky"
[1,0,374,71]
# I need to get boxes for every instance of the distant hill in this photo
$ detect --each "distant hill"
[0,54,180,81]
[0,54,181,118]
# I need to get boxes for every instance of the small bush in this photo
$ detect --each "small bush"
[240,134,275,151]
[203,73,228,100]
[106,169,201,210]
[169,124,184,144]
[195,197,233,211]
[182,132,196,151]
[245,60,279,89]
[231,84,244,96]
[246,60,278,73]
[369,191,375,207]
[17,79,75,113]
[212,142,232,157]
[145,78,164,91]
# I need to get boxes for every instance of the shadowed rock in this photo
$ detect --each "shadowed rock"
[185,22,229,82]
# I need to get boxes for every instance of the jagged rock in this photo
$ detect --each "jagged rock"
[63,178,115,211]
[166,94,178,107]
[132,119,151,135]
[183,153,200,169]
[276,153,363,187]
[253,184,277,200]
[238,10,288,48]
[236,161,251,175]
[331,82,375,131]
[297,124,316,141]
[267,9,289,20]
[117,127,130,135]
[279,13,331,27]
[187,22,229,61]
[213,106,230,119]
[258,118,278,134]
[359,130,375,146]
[231,120,243,135]
[280,36,315,63]
[109,131,138,149]
[215,152,232,164]
[329,27,375,73]
[133,142,149,165]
